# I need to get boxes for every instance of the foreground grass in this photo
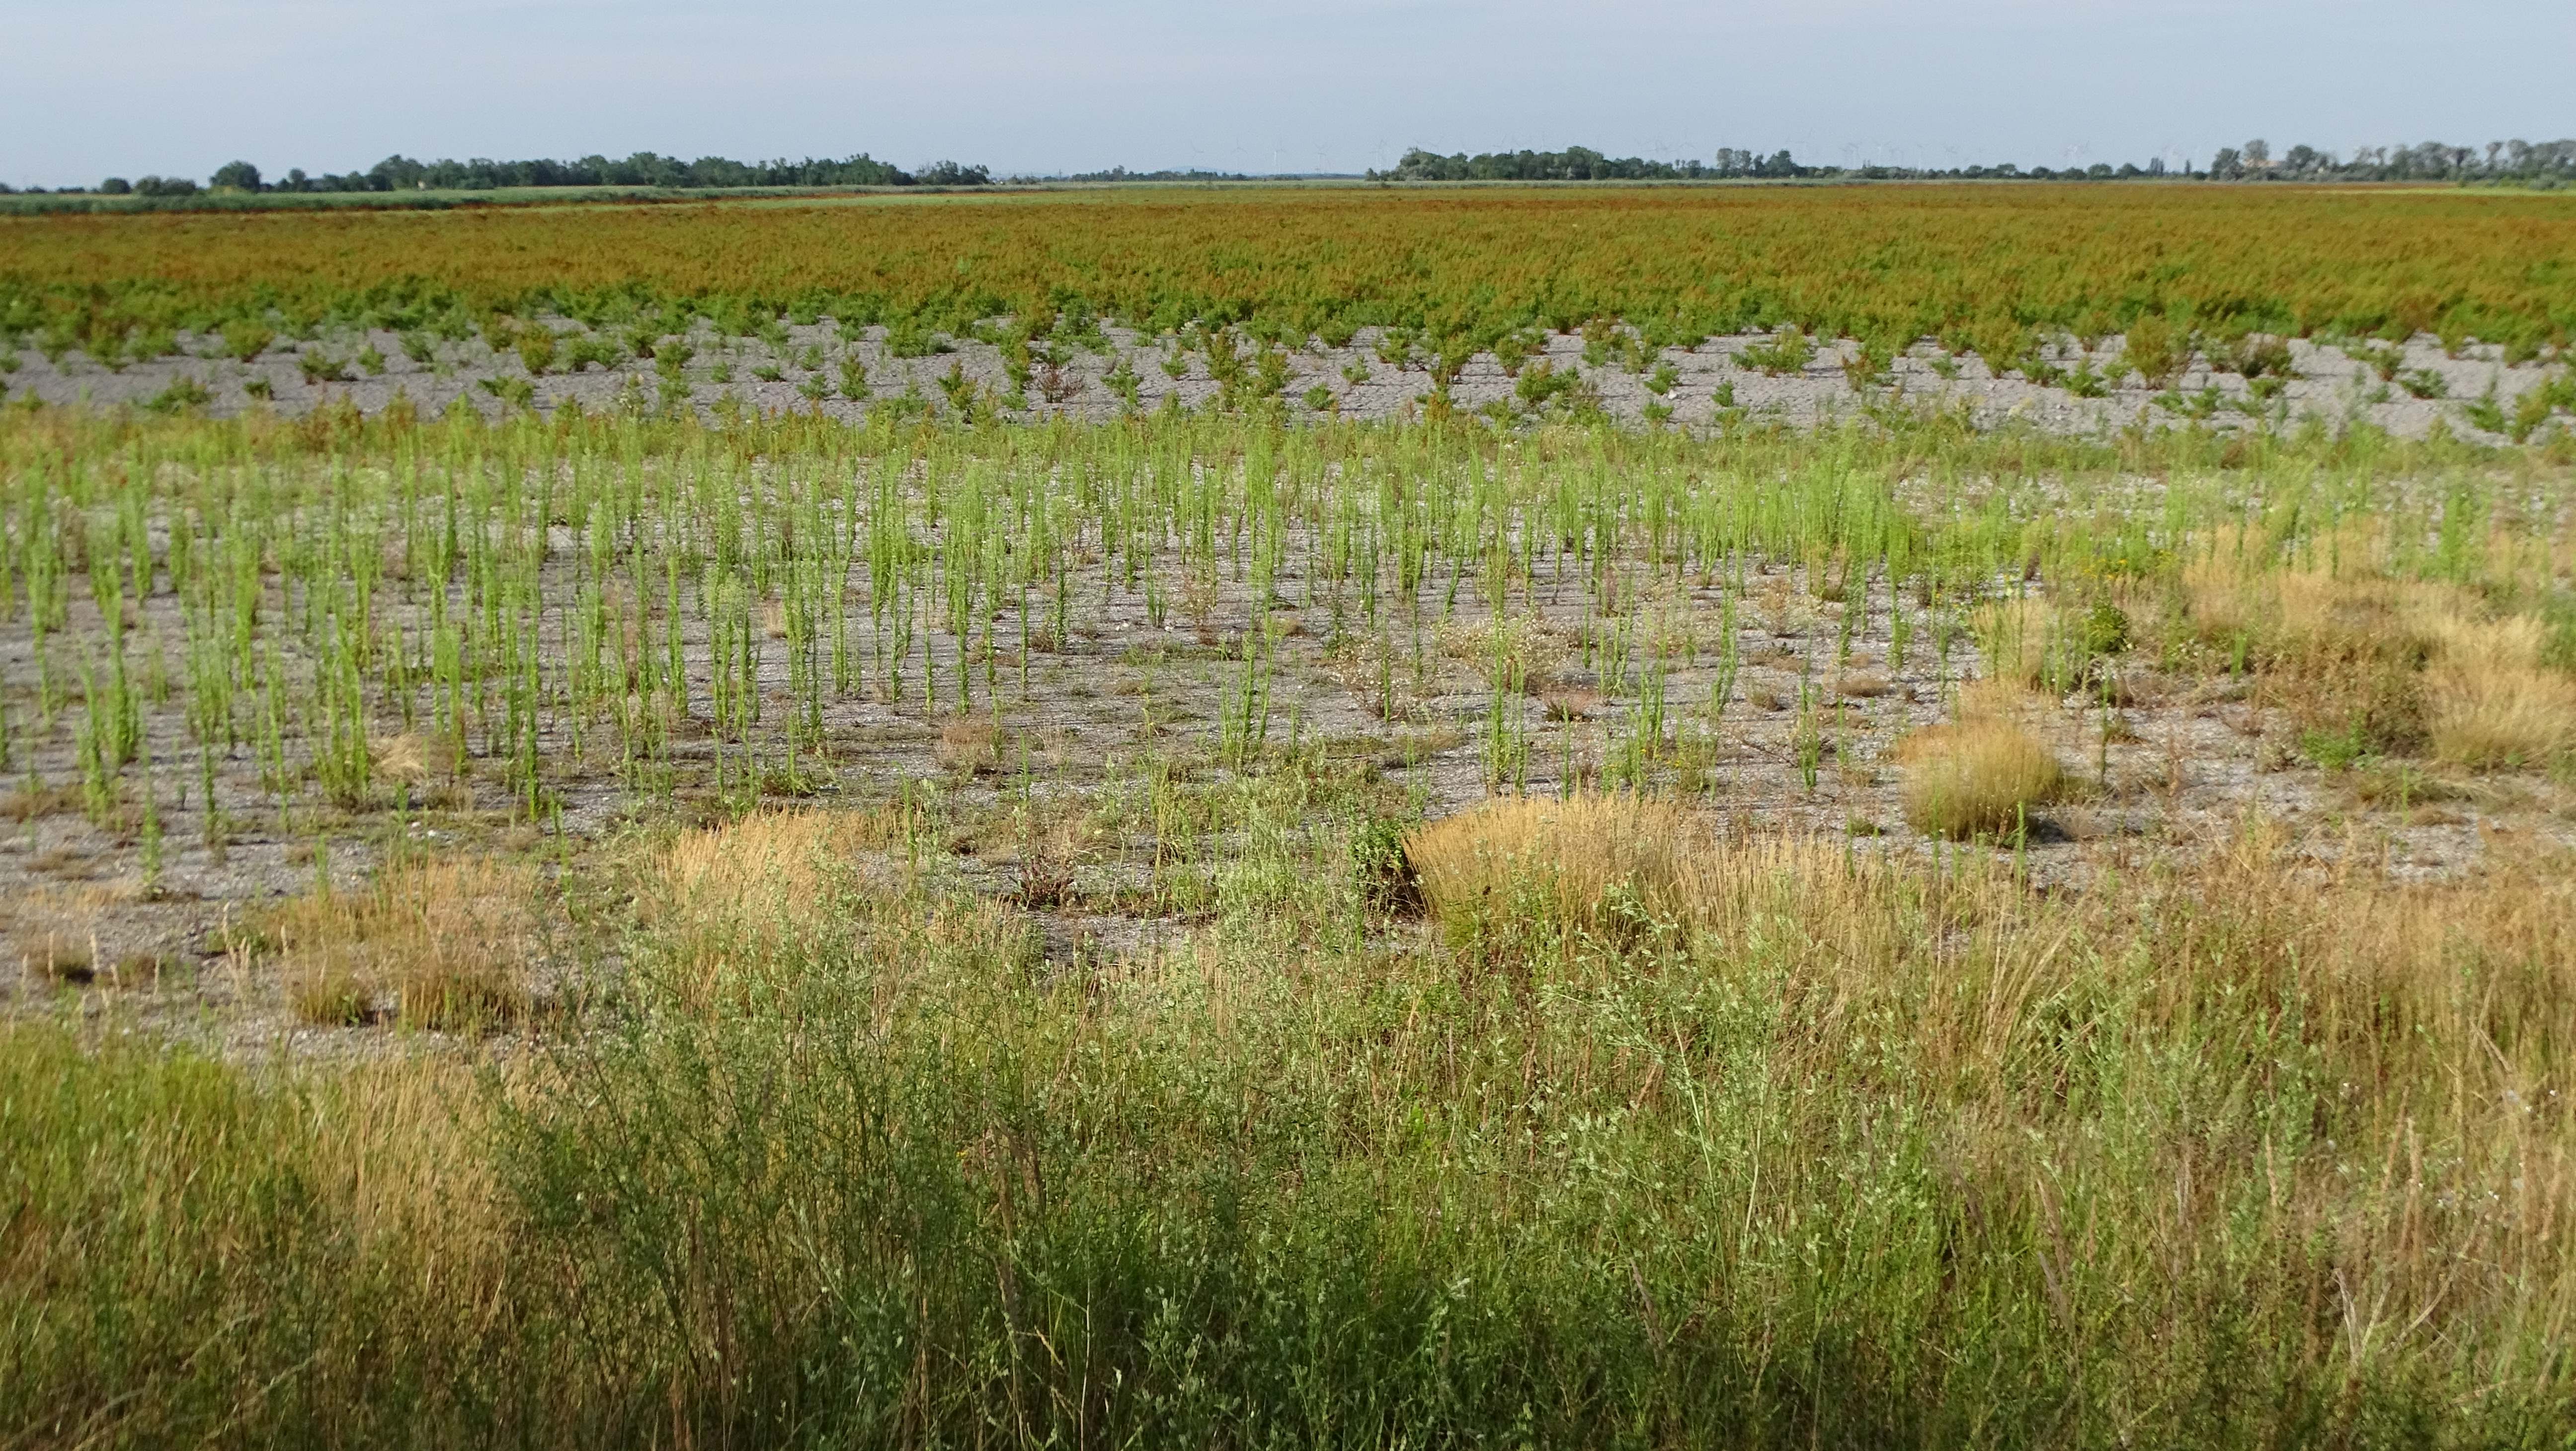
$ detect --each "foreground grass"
[5,400,2576,1445]
[10,779,2576,1446]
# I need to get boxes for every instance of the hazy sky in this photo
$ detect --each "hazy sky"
[3,0,2569,187]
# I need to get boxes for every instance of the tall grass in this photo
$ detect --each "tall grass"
[12,789,2576,1444]
[3,398,2576,1444]
[0,1027,513,1446]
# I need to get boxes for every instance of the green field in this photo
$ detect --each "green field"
[5,188,2576,1447]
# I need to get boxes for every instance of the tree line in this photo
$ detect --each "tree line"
[4,152,991,198]
[1370,140,2576,186]
[1369,147,1812,181]
[13,138,2573,199]
[2209,138,2576,184]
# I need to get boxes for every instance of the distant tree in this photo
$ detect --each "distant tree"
[367,155,429,190]
[1375,145,1734,182]
[2209,147,2244,180]
[282,168,311,191]
[915,160,990,186]
[210,160,262,191]
[98,176,132,194]
[133,175,199,197]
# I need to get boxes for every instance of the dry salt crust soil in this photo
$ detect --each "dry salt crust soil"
[9,515,2576,1059]
[6,321,2569,442]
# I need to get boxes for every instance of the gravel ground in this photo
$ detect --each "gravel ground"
[11,536,2572,1056]
[6,321,2565,441]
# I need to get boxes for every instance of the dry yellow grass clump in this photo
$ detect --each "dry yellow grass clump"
[645,806,1040,1011]
[5,882,138,983]
[2183,529,2576,772]
[2425,615,2576,769]
[1897,681,2067,839]
[1404,794,1696,956]
[654,808,852,920]
[645,808,870,1007]
[935,717,1001,774]
[274,857,542,1029]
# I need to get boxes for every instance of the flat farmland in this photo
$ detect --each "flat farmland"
[7,184,2576,1448]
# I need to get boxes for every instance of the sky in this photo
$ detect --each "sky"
[1,0,2569,188]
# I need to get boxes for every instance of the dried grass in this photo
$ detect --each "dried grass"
[2424,616,2576,769]
[646,808,863,1006]
[272,857,541,1030]
[6,882,135,982]
[1405,795,1695,956]
[1540,688,1599,722]
[317,1058,508,1290]
[0,782,84,822]
[1897,718,2067,839]
[934,717,1000,774]
[653,807,851,920]
[2178,529,2576,761]
[646,806,1040,1010]
[369,731,452,786]
[2181,527,2462,666]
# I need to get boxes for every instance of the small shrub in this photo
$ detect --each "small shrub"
[1737,327,1817,376]
[2081,600,2132,657]
[221,320,274,362]
[560,335,622,372]
[2121,315,2183,387]
[1841,341,1892,389]
[478,376,536,409]
[2228,335,2295,380]
[142,375,212,414]
[884,318,948,358]
[1514,359,1579,409]
[515,328,558,376]
[1038,359,1082,404]
[1349,814,1421,914]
